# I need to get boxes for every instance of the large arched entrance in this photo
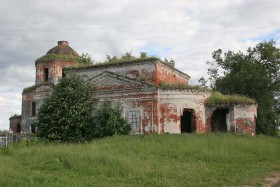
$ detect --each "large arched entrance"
[211,109,229,132]
[181,109,196,133]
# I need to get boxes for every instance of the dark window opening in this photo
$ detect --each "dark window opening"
[31,124,36,133]
[16,123,21,133]
[62,70,66,77]
[44,68,49,81]
[31,102,36,116]
[211,109,229,132]
[181,109,196,133]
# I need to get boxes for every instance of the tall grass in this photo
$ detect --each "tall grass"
[0,133,279,186]
[206,92,256,106]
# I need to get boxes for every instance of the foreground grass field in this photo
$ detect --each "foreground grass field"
[0,133,279,186]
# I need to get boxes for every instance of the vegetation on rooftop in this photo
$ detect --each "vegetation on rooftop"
[206,92,256,106]
[65,51,177,70]
[36,54,79,63]
[35,53,94,66]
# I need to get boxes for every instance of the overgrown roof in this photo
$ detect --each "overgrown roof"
[205,92,256,106]
[36,41,79,64]
[36,54,79,64]
[46,41,79,57]
[65,57,190,78]
[65,57,158,70]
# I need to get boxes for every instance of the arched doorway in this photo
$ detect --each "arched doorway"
[181,109,196,133]
[211,109,229,132]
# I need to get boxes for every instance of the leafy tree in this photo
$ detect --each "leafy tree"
[163,58,175,68]
[105,55,118,63]
[92,100,131,138]
[198,77,208,88]
[140,52,148,59]
[35,74,96,142]
[205,40,279,136]
[121,51,135,60]
[77,53,94,65]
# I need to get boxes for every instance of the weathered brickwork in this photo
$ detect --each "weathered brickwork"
[21,85,53,132]
[155,62,189,85]
[234,104,257,135]
[9,115,22,133]
[90,71,159,134]
[205,105,235,132]
[205,104,257,135]
[13,41,258,136]
[36,61,78,85]
[65,59,190,86]
[159,89,211,133]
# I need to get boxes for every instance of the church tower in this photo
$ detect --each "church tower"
[17,41,79,133]
[35,41,79,85]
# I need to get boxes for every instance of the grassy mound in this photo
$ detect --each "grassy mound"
[0,134,279,186]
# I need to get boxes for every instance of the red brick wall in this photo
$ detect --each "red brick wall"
[155,63,189,86]
[9,116,21,133]
[36,60,78,85]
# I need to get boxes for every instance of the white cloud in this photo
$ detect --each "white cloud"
[0,0,279,130]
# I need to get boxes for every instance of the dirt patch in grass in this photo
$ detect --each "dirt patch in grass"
[263,172,280,187]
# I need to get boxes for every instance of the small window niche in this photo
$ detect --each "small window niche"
[44,68,49,82]
[31,102,36,116]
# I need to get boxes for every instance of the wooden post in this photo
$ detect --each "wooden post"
[5,134,8,147]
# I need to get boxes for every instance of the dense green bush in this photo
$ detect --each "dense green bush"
[92,100,131,138]
[34,75,131,142]
[34,75,95,142]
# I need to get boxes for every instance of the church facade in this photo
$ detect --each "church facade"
[10,41,257,135]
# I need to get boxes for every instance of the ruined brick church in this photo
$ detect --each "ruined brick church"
[9,41,257,135]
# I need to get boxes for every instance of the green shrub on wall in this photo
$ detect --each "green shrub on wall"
[92,100,131,138]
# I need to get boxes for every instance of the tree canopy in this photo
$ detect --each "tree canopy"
[202,40,279,136]
[35,74,95,142]
[77,53,94,65]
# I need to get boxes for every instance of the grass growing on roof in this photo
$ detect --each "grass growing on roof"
[0,134,279,186]
[206,92,256,106]
[65,57,158,70]
[36,54,79,63]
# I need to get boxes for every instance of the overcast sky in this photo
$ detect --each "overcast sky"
[0,0,279,130]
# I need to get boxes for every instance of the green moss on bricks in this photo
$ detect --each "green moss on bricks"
[206,92,256,106]
[36,54,79,64]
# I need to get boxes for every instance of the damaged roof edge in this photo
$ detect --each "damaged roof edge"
[22,83,54,94]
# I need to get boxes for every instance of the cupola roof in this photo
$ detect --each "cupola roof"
[46,41,79,57]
